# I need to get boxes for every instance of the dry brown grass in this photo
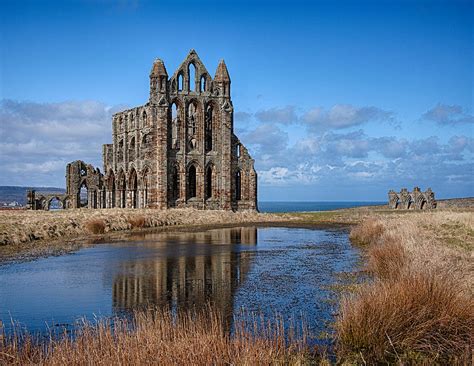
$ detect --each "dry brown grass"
[348,218,384,246]
[337,210,474,363]
[83,219,105,234]
[366,235,408,280]
[128,215,146,228]
[0,308,316,365]
[0,208,290,247]
[336,271,473,364]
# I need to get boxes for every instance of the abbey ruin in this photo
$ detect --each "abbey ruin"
[388,187,436,210]
[28,50,258,211]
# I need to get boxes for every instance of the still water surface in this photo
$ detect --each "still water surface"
[0,226,359,340]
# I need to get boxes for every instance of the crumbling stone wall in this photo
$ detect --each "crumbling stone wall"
[388,187,436,210]
[26,190,69,210]
[28,51,258,211]
[66,160,104,209]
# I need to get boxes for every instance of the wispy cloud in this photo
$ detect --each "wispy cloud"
[254,106,297,125]
[301,104,395,131]
[247,104,395,131]
[422,103,474,125]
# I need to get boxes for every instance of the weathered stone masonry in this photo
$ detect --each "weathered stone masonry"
[37,51,258,211]
[388,187,436,210]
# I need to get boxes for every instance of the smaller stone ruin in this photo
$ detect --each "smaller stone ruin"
[26,190,69,210]
[388,187,436,210]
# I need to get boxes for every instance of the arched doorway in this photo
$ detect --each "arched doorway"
[48,197,63,211]
[117,171,126,208]
[170,164,180,206]
[79,181,88,208]
[187,165,196,199]
[110,175,116,208]
[129,169,138,208]
[142,168,150,208]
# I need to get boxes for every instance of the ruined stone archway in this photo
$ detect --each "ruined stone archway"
[128,168,138,208]
[47,196,66,210]
[187,164,197,200]
[117,170,126,208]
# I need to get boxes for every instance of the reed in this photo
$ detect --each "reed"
[0,308,316,365]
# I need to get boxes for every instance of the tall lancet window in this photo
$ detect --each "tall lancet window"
[205,105,213,152]
[171,103,180,150]
[187,103,197,150]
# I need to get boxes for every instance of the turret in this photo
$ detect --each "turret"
[150,58,168,101]
[214,60,231,98]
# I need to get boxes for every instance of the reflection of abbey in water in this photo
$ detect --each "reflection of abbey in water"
[112,227,257,317]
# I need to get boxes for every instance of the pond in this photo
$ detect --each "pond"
[0,226,359,343]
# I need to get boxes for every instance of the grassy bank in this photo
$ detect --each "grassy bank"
[0,208,293,247]
[0,208,295,261]
[336,211,474,364]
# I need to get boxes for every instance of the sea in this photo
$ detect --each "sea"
[258,201,385,213]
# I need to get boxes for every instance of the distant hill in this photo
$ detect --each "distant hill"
[0,186,65,206]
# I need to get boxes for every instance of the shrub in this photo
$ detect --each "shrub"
[349,218,384,246]
[335,271,474,364]
[128,216,146,229]
[84,219,106,234]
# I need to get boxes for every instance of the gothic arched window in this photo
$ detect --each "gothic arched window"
[188,63,196,91]
[188,165,197,199]
[205,104,213,152]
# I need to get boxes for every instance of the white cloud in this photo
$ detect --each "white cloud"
[422,103,474,125]
[0,99,116,186]
[302,104,395,130]
[254,106,297,125]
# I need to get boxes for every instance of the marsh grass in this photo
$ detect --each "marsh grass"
[336,271,473,364]
[84,219,106,234]
[128,215,146,229]
[348,218,384,246]
[0,208,290,247]
[366,235,407,280]
[338,211,474,363]
[0,308,317,365]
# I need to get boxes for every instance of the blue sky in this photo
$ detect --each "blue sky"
[1,0,473,200]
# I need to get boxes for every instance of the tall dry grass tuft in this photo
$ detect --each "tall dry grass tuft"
[366,235,408,280]
[83,219,105,234]
[128,215,146,229]
[336,271,474,364]
[0,308,316,365]
[349,218,384,246]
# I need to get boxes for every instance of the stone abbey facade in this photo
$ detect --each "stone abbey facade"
[29,51,258,211]
[388,187,436,210]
